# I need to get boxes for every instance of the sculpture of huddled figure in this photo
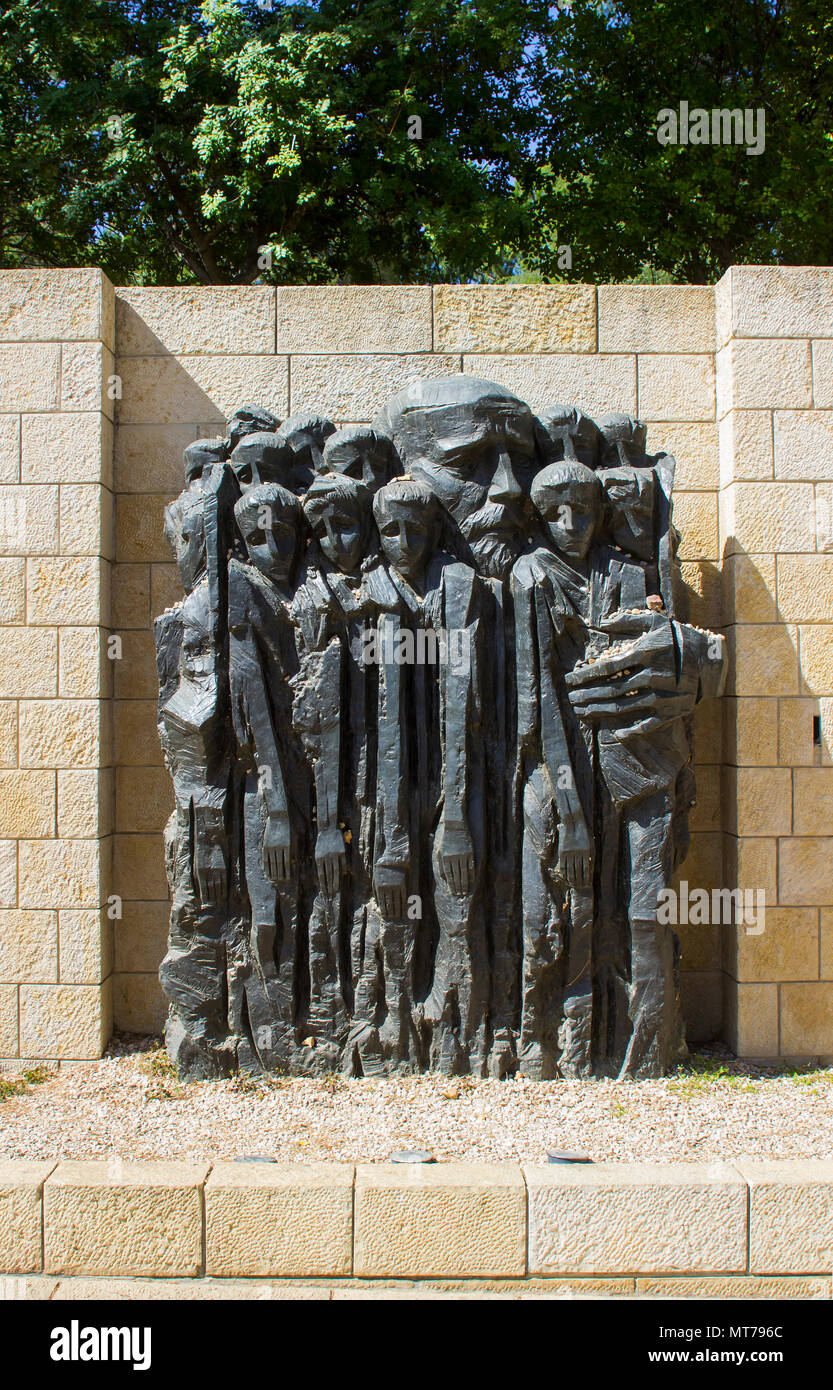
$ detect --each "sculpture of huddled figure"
[156,375,726,1081]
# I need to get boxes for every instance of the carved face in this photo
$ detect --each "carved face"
[180,589,215,681]
[323,431,395,493]
[408,402,537,578]
[309,496,368,573]
[376,498,440,582]
[164,489,206,594]
[601,467,656,562]
[230,433,294,493]
[536,480,601,564]
[237,498,300,584]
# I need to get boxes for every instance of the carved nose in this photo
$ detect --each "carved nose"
[489,450,522,503]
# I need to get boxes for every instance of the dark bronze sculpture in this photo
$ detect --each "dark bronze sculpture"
[155,375,725,1081]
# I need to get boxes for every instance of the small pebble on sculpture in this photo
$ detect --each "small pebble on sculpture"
[155,375,726,1082]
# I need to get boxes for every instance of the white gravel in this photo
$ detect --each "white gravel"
[1,1035,831,1164]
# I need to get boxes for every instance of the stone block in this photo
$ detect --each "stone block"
[670,492,718,560]
[677,560,721,628]
[718,339,812,412]
[44,1161,208,1276]
[526,1163,746,1275]
[291,354,461,422]
[673,832,723,897]
[778,696,833,767]
[21,412,110,487]
[822,908,833,979]
[26,557,106,627]
[0,484,58,556]
[354,1164,525,1278]
[115,493,175,566]
[598,285,714,353]
[0,345,61,411]
[57,769,112,839]
[726,267,833,338]
[59,909,112,985]
[724,697,778,766]
[726,981,779,1056]
[738,1160,833,1274]
[459,353,636,416]
[636,1275,830,1298]
[721,553,777,625]
[115,423,203,494]
[114,901,170,974]
[19,981,111,1058]
[0,629,57,698]
[435,285,595,353]
[60,341,114,419]
[58,627,109,700]
[774,408,833,482]
[0,416,20,484]
[718,409,773,485]
[727,624,798,697]
[688,764,721,834]
[19,699,102,770]
[0,984,17,1053]
[680,970,723,1042]
[777,555,833,624]
[799,625,833,695]
[793,768,833,835]
[115,355,288,426]
[113,699,162,766]
[731,908,818,984]
[113,629,158,701]
[279,287,431,353]
[59,484,112,558]
[113,834,168,901]
[812,340,833,408]
[116,286,275,356]
[725,767,792,837]
[779,837,833,906]
[0,771,55,839]
[729,837,778,908]
[0,702,17,766]
[0,910,57,983]
[0,269,111,343]
[150,564,182,618]
[205,1162,354,1277]
[112,973,166,1034]
[111,563,150,628]
[721,481,815,554]
[0,558,25,624]
[0,1161,56,1273]
[115,766,173,833]
[647,421,718,490]
[637,354,715,422]
[780,984,833,1055]
[18,839,104,910]
[0,841,17,909]
[692,696,723,763]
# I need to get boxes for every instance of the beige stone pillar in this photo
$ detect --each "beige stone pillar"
[0,269,114,1061]
[718,267,833,1060]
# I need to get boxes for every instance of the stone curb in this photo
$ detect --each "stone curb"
[1,1160,832,1284]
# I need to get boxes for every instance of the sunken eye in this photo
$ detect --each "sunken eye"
[247,529,266,546]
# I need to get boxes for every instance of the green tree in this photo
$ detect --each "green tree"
[523,0,833,283]
[0,0,542,284]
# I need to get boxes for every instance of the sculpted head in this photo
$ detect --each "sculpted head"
[183,437,228,484]
[376,376,537,579]
[235,482,304,585]
[179,585,215,681]
[164,489,207,593]
[277,412,337,493]
[373,476,443,584]
[226,403,281,453]
[596,412,648,468]
[531,461,603,566]
[230,431,294,492]
[600,465,656,563]
[303,472,372,574]
[537,405,601,470]
[322,426,399,493]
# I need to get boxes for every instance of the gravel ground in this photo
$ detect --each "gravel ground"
[1,1034,832,1164]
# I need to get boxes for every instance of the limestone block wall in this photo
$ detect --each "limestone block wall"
[718,268,833,1060]
[0,266,829,1064]
[0,269,114,1062]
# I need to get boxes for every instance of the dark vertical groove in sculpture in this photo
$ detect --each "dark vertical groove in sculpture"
[155,376,726,1081]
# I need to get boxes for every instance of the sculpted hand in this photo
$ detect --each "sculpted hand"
[315,825,346,897]
[437,819,476,896]
[558,819,593,891]
[195,840,227,907]
[374,864,406,919]
[262,813,292,883]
